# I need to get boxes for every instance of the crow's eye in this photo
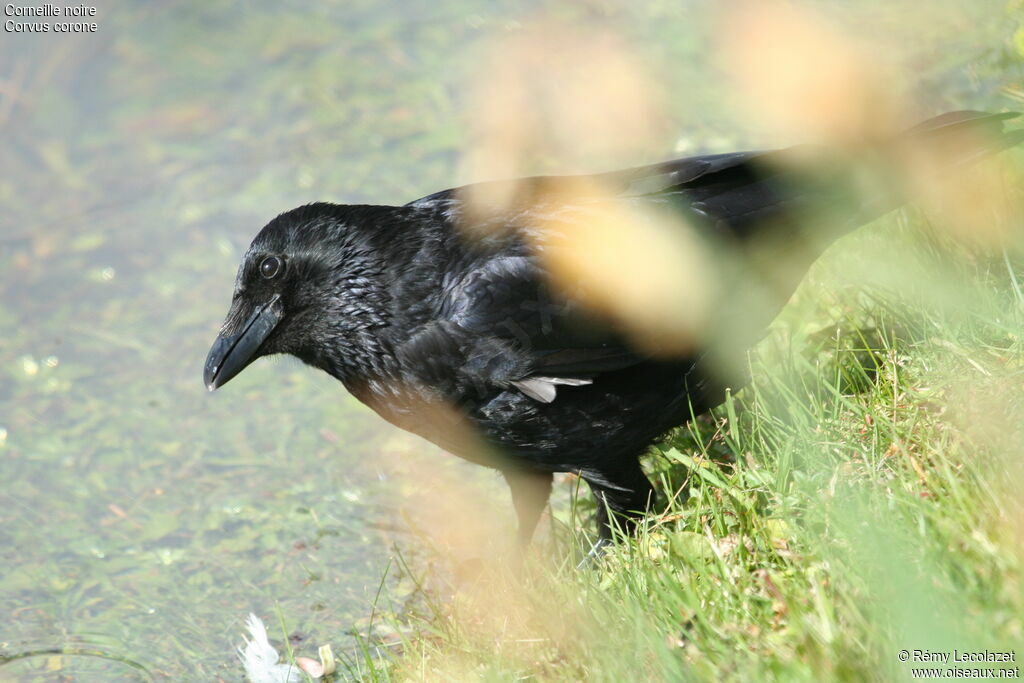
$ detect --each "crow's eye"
[260,255,283,279]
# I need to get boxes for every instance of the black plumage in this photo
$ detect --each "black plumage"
[204,111,1022,551]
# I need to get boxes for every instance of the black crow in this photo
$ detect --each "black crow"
[204,111,1021,552]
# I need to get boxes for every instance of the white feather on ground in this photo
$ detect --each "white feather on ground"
[238,613,313,683]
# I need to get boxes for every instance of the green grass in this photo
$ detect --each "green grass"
[343,217,1024,682]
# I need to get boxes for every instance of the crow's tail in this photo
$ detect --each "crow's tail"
[901,110,1024,165]
[840,109,1024,229]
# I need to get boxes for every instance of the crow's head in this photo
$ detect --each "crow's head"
[204,203,395,391]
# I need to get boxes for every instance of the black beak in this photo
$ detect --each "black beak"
[204,294,284,391]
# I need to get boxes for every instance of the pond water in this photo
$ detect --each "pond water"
[0,0,1011,678]
[0,2,519,676]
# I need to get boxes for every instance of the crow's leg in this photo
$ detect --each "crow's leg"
[583,460,655,545]
[576,463,654,567]
[502,468,554,548]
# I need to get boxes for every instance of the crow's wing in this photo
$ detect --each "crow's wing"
[406,151,770,231]
[434,253,648,402]
[415,152,807,402]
